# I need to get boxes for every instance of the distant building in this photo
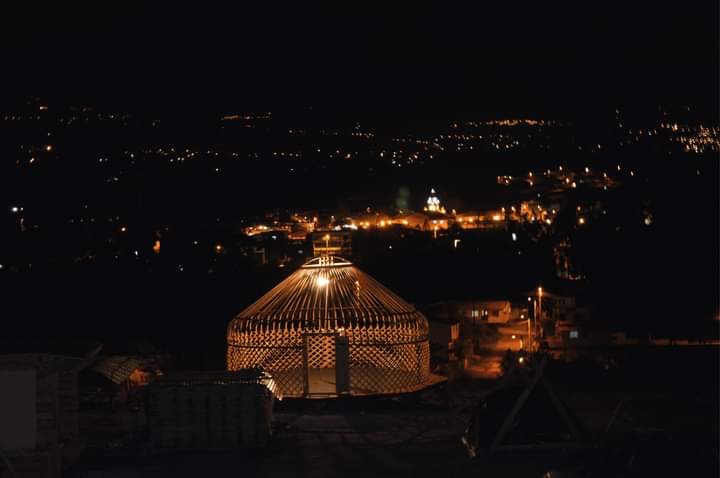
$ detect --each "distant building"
[454,212,481,229]
[288,221,314,240]
[312,230,352,257]
[393,212,429,230]
[456,210,505,229]
[349,212,391,229]
[475,300,512,323]
[393,211,452,232]
[424,300,513,326]
[542,293,576,322]
[424,188,447,214]
[428,319,460,362]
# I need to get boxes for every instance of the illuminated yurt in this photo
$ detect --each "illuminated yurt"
[227,256,438,397]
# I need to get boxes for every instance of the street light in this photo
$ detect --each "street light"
[527,316,533,351]
[537,287,543,319]
[536,286,543,341]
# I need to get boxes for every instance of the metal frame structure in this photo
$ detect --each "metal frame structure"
[227,256,431,397]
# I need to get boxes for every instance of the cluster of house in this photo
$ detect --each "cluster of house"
[231,188,570,268]
[422,289,595,363]
[241,189,558,243]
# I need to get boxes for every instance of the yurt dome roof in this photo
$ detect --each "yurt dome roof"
[235,256,424,329]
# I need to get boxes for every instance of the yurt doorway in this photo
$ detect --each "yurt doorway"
[302,333,350,396]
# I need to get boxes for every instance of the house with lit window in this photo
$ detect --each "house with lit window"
[311,230,352,257]
[474,301,512,324]
[424,300,513,327]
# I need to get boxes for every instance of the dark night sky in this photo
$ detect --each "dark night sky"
[0,2,717,118]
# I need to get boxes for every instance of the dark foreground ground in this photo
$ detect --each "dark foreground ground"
[70,347,719,477]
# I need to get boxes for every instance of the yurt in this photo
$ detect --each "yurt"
[227,256,440,397]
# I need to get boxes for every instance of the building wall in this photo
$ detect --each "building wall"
[0,369,36,449]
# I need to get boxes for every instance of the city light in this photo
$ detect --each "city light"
[0,13,715,427]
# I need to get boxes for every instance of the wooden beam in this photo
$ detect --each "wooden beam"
[489,357,547,453]
[540,376,582,441]
[73,344,103,372]
[495,442,589,452]
[301,335,309,397]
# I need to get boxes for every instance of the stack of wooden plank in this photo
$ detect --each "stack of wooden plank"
[146,370,277,452]
[0,449,60,478]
